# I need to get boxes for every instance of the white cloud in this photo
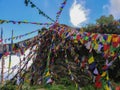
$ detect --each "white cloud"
[69,0,89,27]
[104,0,120,19]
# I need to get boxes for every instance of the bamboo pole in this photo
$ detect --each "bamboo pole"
[8,30,13,79]
[0,28,4,84]
[1,57,4,84]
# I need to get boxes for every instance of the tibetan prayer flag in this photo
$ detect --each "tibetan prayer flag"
[92,34,98,41]
[88,55,94,64]
[0,53,3,59]
[103,35,108,41]
[106,75,109,81]
[85,41,91,49]
[112,36,119,42]
[93,68,99,75]
[104,44,110,51]
[112,42,119,47]
[94,42,98,50]
[101,72,107,77]
[95,81,102,88]
[74,40,78,43]
[89,62,96,71]
[76,34,81,40]
[98,43,103,52]
[84,36,89,41]
[46,78,52,84]
[116,86,120,90]
[80,39,84,44]
[107,35,112,43]
[105,84,110,90]
[95,75,101,81]
[45,71,50,77]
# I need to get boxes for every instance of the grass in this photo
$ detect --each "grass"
[1,82,120,90]
[45,84,78,90]
[22,83,78,90]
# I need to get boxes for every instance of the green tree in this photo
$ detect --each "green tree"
[96,14,114,24]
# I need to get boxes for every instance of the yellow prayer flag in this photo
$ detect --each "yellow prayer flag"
[80,28,84,32]
[88,56,94,64]
[68,70,71,75]
[106,75,109,80]
[42,32,45,35]
[80,39,83,44]
[68,29,71,32]
[45,71,50,77]
[74,40,78,43]
[105,84,110,90]
[56,45,59,50]
[101,72,107,77]
[107,35,112,43]
[94,42,98,50]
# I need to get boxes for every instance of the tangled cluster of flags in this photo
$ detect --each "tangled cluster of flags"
[0,24,120,89]
[53,24,120,88]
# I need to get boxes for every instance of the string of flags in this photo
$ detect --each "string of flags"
[1,56,27,75]
[24,0,55,22]
[4,29,39,43]
[12,46,37,81]
[56,0,67,22]
[1,30,45,60]
[1,38,38,80]
[0,19,53,26]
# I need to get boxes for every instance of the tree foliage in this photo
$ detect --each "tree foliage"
[83,14,120,34]
[96,15,114,24]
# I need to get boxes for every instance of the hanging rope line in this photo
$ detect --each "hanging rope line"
[56,0,67,22]
[1,39,38,81]
[4,29,39,43]
[24,0,55,22]
[10,44,38,82]
[0,19,53,26]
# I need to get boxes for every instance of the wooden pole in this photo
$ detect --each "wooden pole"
[1,57,4,84]
[0,28,4,84]
[19,57,22,77]
[8,30,13,79]
[0,28,3,39]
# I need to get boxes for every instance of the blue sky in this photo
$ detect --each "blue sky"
[0,0,120,43]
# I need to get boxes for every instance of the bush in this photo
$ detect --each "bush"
[59,77,73,86]
[0,84,16,90]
